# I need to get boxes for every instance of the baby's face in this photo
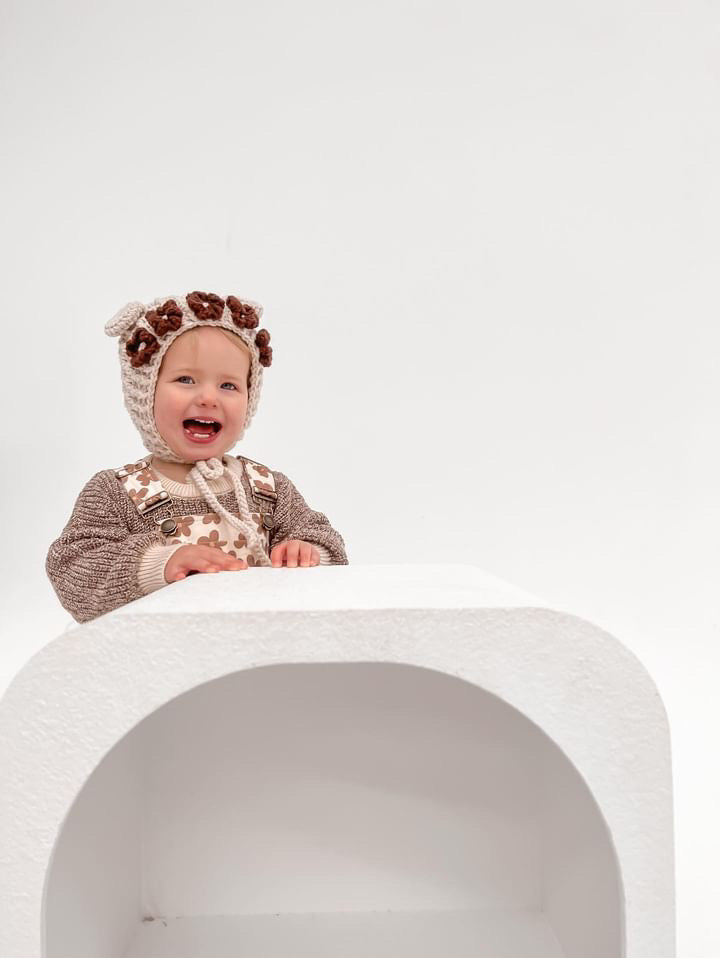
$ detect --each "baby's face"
[153,327,251,462]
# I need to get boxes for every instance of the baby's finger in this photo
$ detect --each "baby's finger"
[298,542,314,567]
[271,543,286,568]
[285,540,301,568]
[186,556,223,574]
[213,552,247,570]
[199,548,246,571]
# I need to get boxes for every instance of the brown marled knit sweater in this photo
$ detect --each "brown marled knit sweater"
[46,457,348,623]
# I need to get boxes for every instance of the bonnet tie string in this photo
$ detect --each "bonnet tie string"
[189,457,272,567]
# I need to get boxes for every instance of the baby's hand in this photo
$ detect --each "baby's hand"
[165,545,248,583]
[270,539,320,568]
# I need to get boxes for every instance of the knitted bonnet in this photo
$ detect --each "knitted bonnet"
[105,290,271,461]
[105,290,274,566]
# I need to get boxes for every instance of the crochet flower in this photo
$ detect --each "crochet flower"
[227,296,259,329]
[126,328,159,368]
[255,329,273,367]
[146,300,183,337]
[202,512,221,525]
[187,290,225,322]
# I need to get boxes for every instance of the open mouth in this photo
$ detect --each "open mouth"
[182,418,223,442]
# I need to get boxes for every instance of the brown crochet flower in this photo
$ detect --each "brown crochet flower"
[146,300,183,337]
[202,512,221,525]
[253,329,272,367]
[250,513,264,535]
[187,291,225,322]
[135,468,153,487]
[126,328,159,368]
[227,296,259,329]
[252,464,270,478]
[255,480,274,495]
[128,487,148,505]
[233,534,247,550]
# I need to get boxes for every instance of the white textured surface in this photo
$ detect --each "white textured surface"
[136,664,548,917]
[0,565,674,957]
[110,562,544,614]
[45,659,620,958]
[124,909,565,958]
[43,731,142,958]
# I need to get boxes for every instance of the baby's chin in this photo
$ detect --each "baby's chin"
[159,433,238,464]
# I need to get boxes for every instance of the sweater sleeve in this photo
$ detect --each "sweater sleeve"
[46,470,164,623]
[137,541,188,594]
[269,471,348,565]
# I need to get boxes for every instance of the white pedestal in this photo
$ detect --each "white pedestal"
[0,565,674,957]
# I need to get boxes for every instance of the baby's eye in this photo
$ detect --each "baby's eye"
[221,382,238,390]
[176,375,194,384]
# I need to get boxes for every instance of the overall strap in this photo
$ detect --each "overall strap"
[238,456,278,531]
[114,458,174,517]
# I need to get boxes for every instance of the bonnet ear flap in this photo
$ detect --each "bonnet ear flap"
[105,301,146,337]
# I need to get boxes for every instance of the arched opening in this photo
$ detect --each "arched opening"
[44,662,623,957]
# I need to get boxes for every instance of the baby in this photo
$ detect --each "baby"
[46,291,348,623]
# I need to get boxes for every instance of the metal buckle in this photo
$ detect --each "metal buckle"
[253,488,278,503]
[115,459,150,480]
[137,491,174,515]
[156,517,178,536]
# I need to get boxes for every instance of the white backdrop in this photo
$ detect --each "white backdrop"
[1,1,718,954]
